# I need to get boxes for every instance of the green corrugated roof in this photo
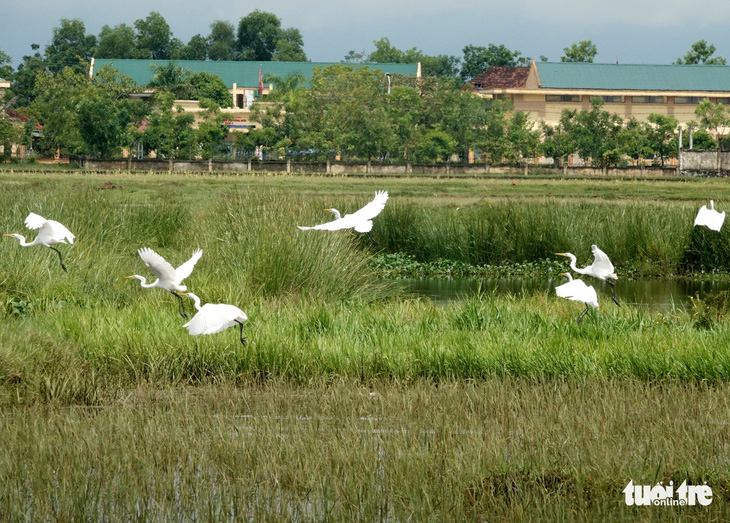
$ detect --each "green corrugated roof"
[535,62,730,91]
[92,59,418,88]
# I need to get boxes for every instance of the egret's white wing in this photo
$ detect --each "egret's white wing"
[345,190,389,224]
[24,212,47,230]
[184,303,247,335]
[138,247,178,283]
[556,278,599,308]
[297,218,350,231]
[44,220,75,244]
[175,249,203,281]
[590,245,615,275]
[695,206,726,232]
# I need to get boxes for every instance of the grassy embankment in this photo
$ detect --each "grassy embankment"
[1,171,730,519]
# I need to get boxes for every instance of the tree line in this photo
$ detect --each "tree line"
[0,9,728,166]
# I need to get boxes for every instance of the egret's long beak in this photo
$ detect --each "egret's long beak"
[3,234,14,237]
[179,292,189,296]
[559,272,568,276]
[324,208,332,212]
[124,275,134,279]
[555,252,566,256]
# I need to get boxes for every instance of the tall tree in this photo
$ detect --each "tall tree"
[0,47,12,81]
[12,44,47,107]
[190,72,233,107]
[368,37,459,78]
[675,40,727,65]
[134,12,174,59]
[176,34,208,60]
[561,40,598,62]
[695,98,730,149]
[207,21,237,61]
[96,24,136,59]
[460,44,529,82]
[147,62,195,99]
[237,10,282,61]
[44,18,97,74]
[273,28,307,61]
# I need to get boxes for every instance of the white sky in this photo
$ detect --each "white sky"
[2,0,729,67]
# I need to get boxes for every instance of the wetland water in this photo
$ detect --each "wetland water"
[401,276,730,310]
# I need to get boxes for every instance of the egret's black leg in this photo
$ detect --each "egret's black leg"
[172,292,188,318]
[607,280,620,307]
[236,320,247,346]
[366,232,379,246]
[49,247,67,272]
[576,305,590,325]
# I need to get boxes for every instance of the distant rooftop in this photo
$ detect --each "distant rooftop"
[91,59,420,88]
[534,62,730,91]
[471,66,530,89]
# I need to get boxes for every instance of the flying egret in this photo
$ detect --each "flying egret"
[555,272,599,324]
[694,200,726,232]
[555,244,620,306]
[4,212,75,272]
[297,191,389,243]
[126,247,203,318]
[181,292,248,345]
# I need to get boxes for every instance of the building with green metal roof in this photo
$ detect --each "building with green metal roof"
[89,58,420,133]
[472,61,730,127]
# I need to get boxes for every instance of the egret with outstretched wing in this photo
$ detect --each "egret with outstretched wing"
[126,247,203,317]
[298,191,389,233]
[4,212,75,271]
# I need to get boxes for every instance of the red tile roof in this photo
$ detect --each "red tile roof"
[471,66,530,90]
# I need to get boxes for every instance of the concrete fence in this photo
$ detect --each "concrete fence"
[78,157,683,177]
[679,150,730,177]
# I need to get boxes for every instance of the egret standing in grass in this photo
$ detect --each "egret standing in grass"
[694,200,726,232]
[4,212,75,272]
[126,247,203,318]
[181,292,248,345]
[555,244,620,306]
[298,190,389,244]
[555,272,599,324]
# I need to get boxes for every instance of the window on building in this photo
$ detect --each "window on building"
[715,97,730,105]
[631,96,667,104]
[590,95,625,103]
[545,94,581,102]
[674,96,702,104]
[236,94,244,109]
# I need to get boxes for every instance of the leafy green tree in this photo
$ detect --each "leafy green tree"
[237,10,282,61]
[208,21,237,61]
[96,24,136,58]
[618,117,653,163]
[134,12,174,59]
[30,67,90,155]
[190,72,233,107]
[414,129,456,163]
[195,99,228,159]
[142,92,196,159]
[507,111,540,164]
[695,98,730,149]
[147,62,195,99]
[176,34,208,60]
[539,120,575,167]
[273,28,307,61]
[646,113,678,165]
[0,119,18,160]
[675,40,727,65]
[44,18,97,74]
[562,99,623,166]
[384,86,425,160]
[368,37,458,78]
[460,43,529,81]
[561,40,598,62]
[0,47,13,81]
[11,44,46,107]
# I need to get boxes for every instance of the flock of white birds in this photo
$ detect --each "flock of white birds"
[2,194,726,334]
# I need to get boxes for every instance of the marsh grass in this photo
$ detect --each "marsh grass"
[0,379,729,520]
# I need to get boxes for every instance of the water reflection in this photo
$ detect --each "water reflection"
[400,277,730,311]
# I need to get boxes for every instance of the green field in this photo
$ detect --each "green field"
[1,170,729,519]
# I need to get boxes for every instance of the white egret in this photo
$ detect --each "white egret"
[4,212,75,272]
[297,191,389,243]
[126,247,203,318]
[555,244,620,306]
[555,272,599,324]
[181,292,248,345]
[694,200,725,232]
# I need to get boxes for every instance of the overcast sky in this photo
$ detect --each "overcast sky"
[2,0,730,68]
